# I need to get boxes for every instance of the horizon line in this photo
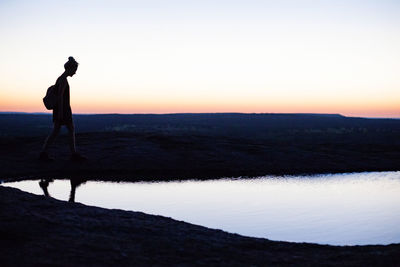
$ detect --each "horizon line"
[1,111,399,119]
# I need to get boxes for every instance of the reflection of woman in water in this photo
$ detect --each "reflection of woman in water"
[39,178,86,203]
[40,57,86,161]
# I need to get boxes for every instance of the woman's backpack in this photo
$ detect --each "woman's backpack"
[43,85,57,110]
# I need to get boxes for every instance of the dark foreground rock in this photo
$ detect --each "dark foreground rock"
[0,186,399,266]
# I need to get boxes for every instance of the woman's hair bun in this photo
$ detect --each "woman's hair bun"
[64,56,78,70]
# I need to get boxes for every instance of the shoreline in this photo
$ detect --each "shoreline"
[2,169,399,184]
[2,167,400,183]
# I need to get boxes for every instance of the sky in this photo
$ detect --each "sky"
[0,0,399,117]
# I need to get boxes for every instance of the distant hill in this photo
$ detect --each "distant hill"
[0,113,399,139]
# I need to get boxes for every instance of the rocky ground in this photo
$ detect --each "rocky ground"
[1,130,399,182]
[1,113,399,181]
[1,186,399,266]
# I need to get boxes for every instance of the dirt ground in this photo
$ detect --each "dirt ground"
[1,113,399,181]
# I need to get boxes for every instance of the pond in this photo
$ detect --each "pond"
[3,171,400,246]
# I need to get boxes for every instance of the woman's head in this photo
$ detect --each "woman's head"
[64,56,78,76]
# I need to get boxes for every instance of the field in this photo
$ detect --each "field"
[0,113,399,180]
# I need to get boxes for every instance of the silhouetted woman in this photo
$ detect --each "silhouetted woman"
[40,57,85,161]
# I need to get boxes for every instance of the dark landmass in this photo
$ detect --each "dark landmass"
[1,113,399,265]
[0,113,399,181]
[1,186,399,266]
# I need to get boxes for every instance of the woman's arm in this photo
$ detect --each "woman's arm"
[56,78,67,121]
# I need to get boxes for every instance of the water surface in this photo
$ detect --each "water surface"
[4,171,400,245]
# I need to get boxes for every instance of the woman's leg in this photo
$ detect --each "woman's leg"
[66,121,86,161]
[42,122,61,152]
[66,121,76,154]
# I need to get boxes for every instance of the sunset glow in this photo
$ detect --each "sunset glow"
[1,0,399,117]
